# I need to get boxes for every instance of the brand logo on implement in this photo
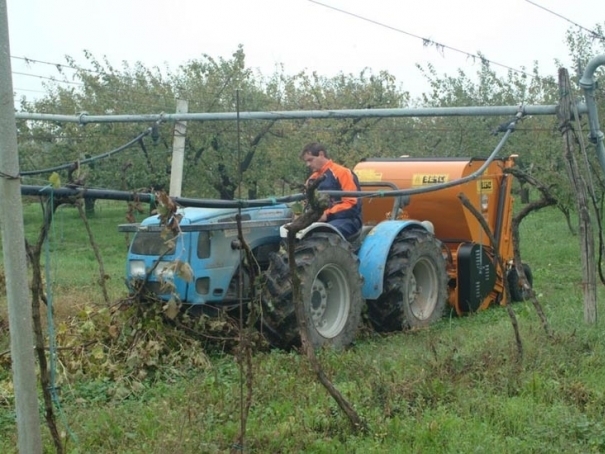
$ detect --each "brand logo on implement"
[355,169,383,182]
[412,174,449,186]
[477,179,493,194]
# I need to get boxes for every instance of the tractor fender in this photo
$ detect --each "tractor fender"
[358,220,430,300]
[279,222,346,241]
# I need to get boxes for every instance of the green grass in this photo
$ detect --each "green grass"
[2,201,605,453]
[0,200,148,317]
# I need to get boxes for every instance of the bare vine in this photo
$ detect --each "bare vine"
[286,177,366,433]
[75,199,110,304]
[458,193,524,360]
[25,195,66,454]
[230,213,263,453]
[505,167,556,337]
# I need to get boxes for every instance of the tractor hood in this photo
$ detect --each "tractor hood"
[119,204,293,232]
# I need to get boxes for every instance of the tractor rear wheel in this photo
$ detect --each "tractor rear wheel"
[262,233,364,350]
[367,228,448,332]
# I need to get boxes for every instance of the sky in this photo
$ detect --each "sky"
[6,0,605,107]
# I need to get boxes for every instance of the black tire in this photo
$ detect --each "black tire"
[367,228,448,332]
[262,233,364,350]
[507,262,533,302]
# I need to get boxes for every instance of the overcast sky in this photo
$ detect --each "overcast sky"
[6,0,605,107]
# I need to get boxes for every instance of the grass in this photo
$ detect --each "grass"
[1,199,605,453]
[20,200,144,302]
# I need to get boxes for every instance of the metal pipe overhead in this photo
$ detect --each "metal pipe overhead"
[15,103,588,124]
[579,54,605,174]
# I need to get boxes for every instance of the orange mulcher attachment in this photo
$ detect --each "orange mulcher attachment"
[354,155,517,314]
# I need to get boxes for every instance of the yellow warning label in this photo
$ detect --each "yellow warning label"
[477,179,493,194]
[355,169,383,182]
[412,174,449,186]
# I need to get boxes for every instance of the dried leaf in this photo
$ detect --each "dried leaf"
[108,324,119,339]
[49,172,61,188]
[175,260,194,282]
[163,298,181,320]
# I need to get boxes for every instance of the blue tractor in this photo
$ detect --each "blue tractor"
[120,203,447,350]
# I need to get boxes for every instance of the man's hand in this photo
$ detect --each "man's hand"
[318,213,328,222]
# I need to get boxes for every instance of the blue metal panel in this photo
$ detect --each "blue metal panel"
[185,213,287,305]
[358,220,427,300]
[186,228,241,304]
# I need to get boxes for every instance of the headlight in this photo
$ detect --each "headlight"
[129,260,146,278]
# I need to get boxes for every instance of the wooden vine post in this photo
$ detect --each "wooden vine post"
[557,68,597,324]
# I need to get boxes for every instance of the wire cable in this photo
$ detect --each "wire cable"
[12,71,84,86]
[525,0,605,41]
[11,55,100,75]
[308,0,556,85]
[11,56,177,103]
[20,127,154,176]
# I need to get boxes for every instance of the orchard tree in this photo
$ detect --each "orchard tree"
[169,46,285,199]
[274,68,413,169]
[411,22,605,222]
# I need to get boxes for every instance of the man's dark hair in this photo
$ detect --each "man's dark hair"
[300,142,329,159]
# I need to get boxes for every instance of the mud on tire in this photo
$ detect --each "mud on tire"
[367,228,448,332]
[261,233,364,350]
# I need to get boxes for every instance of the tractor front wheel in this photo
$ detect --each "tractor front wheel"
[262,233,363,350]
